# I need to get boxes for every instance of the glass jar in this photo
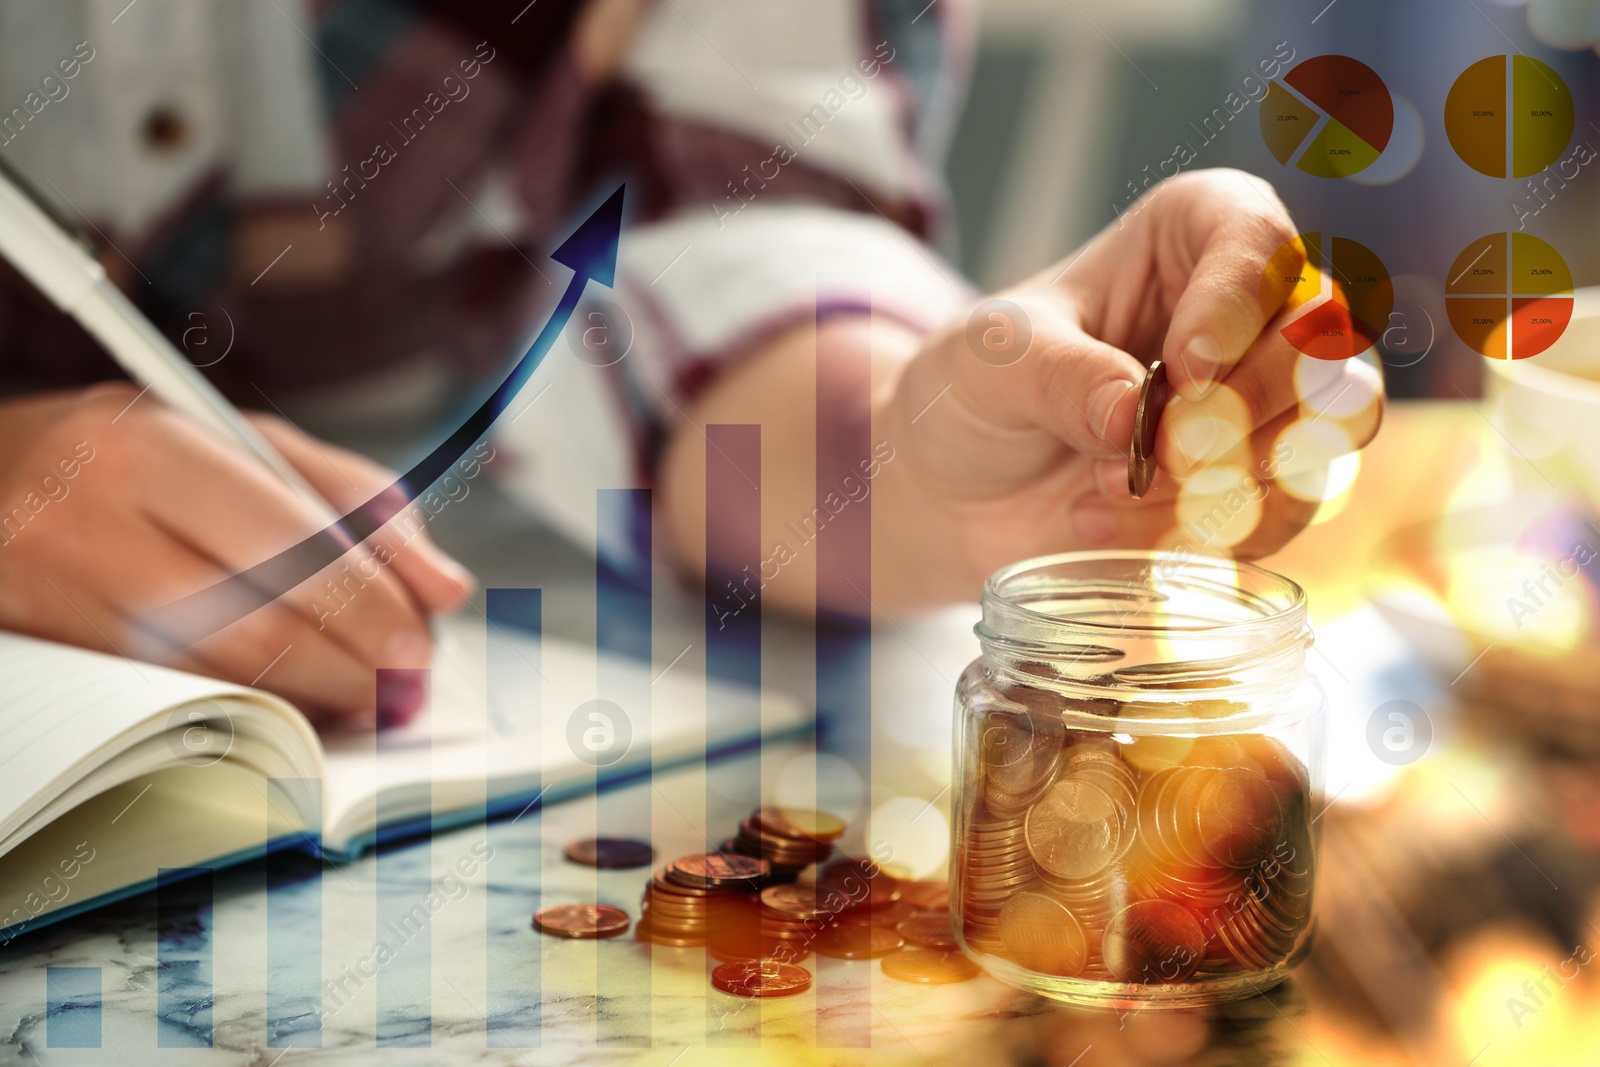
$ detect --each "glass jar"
[950,552,1324,1008]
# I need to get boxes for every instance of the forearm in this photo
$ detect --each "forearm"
[658,314,973,620]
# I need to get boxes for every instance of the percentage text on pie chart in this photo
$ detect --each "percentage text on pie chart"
[1445,233,1573,360]
[1259,55,1394,179]
[1263,233,1392,361]
[1445,55,1574,178]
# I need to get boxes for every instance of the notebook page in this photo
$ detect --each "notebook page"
[318,617,810,851]
[0,631,312,843]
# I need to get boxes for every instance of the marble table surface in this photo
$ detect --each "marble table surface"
[0,741,1104,1067]
[0,492,1346,1066]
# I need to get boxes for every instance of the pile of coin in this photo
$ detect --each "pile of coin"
[957,694,1314,985]
[536,805,980,994]
[636,853,769,948]
[726,807,845,879]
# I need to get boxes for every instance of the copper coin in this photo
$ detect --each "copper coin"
[1025,780,1122,880]
[815,924,906,960]
[981,705,1066,800]
[533,903,631,939]
[649,872,718,898]
[1236,733,1310,793]
[816,858,901,911]
[1194,769,1283,869]
[668,853,770,888]
[563,837,656,869]
[711,960,813,998]
[760,885,830,920]
[1128,359,1170,498]
[899,881,951,912]
[896,914,959,950]
[882,947,981,984]
[1102,899,1206,983]
[634,919,703,947]
[997,892,1089,977]
[709,932,812,965]
[756,807,847,842]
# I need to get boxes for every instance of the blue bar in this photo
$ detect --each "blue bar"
[267,778,323,1047]
[156,868,213,1047]
[486,588,543,1048]
[46,967,100,1048]
[376,668,431,1048]
[597,488,652,1047]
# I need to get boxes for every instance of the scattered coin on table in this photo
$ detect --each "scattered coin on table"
[532,903,631,939]
[564,837,656,869]
[896,914,959,950]
[549,807,979,991]
[881,947,981,984]
[711,960,814,998]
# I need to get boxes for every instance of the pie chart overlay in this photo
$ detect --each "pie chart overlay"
[1445,56,1574,179]
[1445,233,1573,360]
[1260,55,1394,179]
[1262,233,1392,361]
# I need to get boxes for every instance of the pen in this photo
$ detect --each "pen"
[0,153,330,510]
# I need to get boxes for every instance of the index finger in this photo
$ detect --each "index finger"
[1160,173,1301,402]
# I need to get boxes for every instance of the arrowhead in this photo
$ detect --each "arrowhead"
[551,185,625,287]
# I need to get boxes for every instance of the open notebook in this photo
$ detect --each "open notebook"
[0,617,807,941]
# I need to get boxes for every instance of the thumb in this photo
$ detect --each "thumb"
[1027,330,1148,461]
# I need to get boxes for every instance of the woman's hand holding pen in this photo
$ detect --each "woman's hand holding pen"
[0,384,475,725]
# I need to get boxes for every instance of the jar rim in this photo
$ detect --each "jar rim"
[974,552,1311,693]
[980,550,1306,638]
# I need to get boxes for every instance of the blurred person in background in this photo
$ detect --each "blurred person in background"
[0,0,1379,723]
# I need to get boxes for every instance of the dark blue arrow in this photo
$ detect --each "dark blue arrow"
[145,186,625,649]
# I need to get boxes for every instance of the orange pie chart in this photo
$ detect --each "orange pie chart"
[1445,56,1574,178]
[1263,233,1392,360]
[1445,233,1573,360]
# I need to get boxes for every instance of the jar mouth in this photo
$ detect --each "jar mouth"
[975,551,1309,693]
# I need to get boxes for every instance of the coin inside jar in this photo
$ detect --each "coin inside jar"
[1025,779,1123,880]
[1127,359,1170,499]
[998,892,1089,977]
[981,704,1065,802]
[1102,899,1206,983]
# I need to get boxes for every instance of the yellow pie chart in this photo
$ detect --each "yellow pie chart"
[1445,55,1574,178]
